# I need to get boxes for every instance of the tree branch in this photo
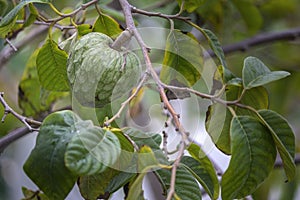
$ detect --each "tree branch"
[0,127,31,153]
[0,92,41,130]
[0,25,48,70]
[220,27,300,55]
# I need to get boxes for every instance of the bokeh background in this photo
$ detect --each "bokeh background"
[1,0,300,199]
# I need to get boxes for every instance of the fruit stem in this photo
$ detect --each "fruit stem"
[111,29,132,51]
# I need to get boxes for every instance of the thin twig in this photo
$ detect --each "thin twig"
[42,0,99,23]
[105,72,149,126]
[0,92,41,131]
[15,20,75,30]
[131,2,190,21]
[5,38,18,52]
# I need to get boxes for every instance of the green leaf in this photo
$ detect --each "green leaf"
[93,12,123,39]
[0,0,8,16]
[156,166,202,200]
[21,187,49,200]
[78,130,135,199]
[127,147,159,200]
[0,16,17,38]
[0,0,50,37]
[242,56,290,89]
[177,0,204,12]
[205,84,268,154]
[23,111,80,200]
[123,127,168,165]
[187,143,219,199]
[230,0,263,33]
[77,24,92,36]
[23,3,39,28]
[160,30,202,89]
[105,171,136,194]
[138,145,159,172]
[36,38,70,91]
[18,50,67,118]
[221,116,277,200]
[64,126,121,175]
[201,29,228,69]
[78,168,119,200]
[258,109,296,181]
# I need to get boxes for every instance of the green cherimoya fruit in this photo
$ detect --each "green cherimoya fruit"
[67,32,141,107]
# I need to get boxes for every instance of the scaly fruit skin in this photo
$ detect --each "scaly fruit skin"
[67,32,140,107]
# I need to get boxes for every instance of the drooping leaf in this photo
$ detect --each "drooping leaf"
[156,166,202,200]
[201,28,228,69]
[23,3,39,28]
[0,0,50,37]
[36,38,69,91]
[205,83,268,154]
[242,56,290,89]
[258,109,296,181]
[64,126,121,175]
[221,116,277,200]
[177,0,204,12]
[230,0,263,33]
[126,146,159,200]
[18,50,67,118]
[23,111,80,200]
[187,143,219,199]
[93,12,123,38]
[160,30,202,89]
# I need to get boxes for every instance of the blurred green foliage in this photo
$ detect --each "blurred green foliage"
[0,0,300,199]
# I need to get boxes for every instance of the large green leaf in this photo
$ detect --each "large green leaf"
[23,111,80,200]
[221,116,277,200]
[78,130,135,199]
[18,50,67,118]
[36,38,69,91]
[93,12,123,39]
[160,30,202,88]
[230,0,263,33]
[187,143,219,199]
[242,56,290,89]
[0,0,50,37]
[156,166,202,200]
[205,83,268,154]
[258,109,296,181]
[64,126,121,175]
